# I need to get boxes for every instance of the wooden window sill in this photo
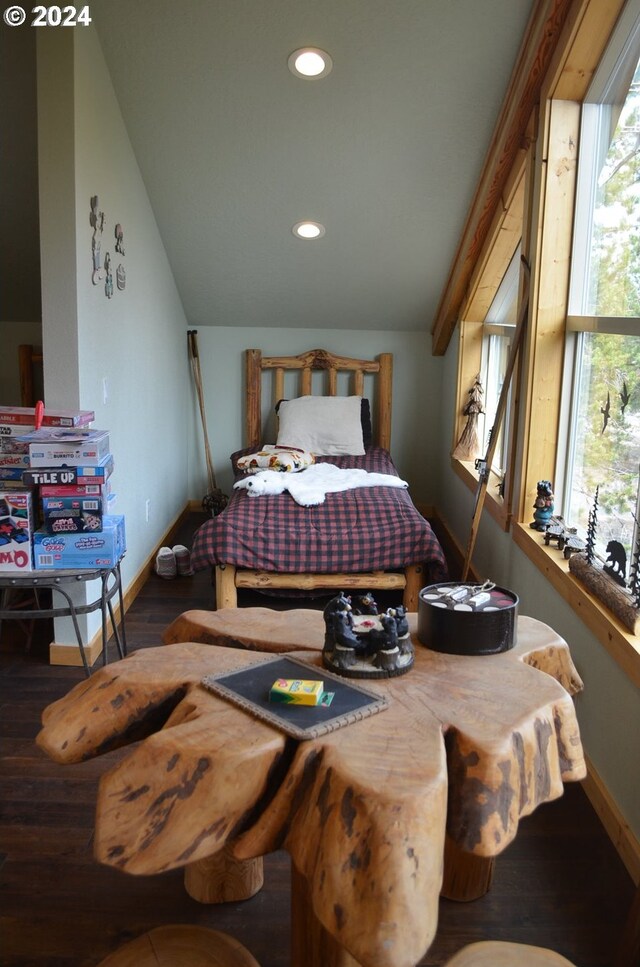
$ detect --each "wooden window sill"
[512,522,640,687]
[451,458,510,531]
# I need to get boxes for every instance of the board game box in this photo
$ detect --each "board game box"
[41,494,107,533]
[26,430,110,468]
[23,455,114,487]
[33,515,126,569]
[0,406,95,428]
[0,492,33,572]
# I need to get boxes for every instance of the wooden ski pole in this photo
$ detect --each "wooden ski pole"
[188,329,217,493]
[461,257,531,581]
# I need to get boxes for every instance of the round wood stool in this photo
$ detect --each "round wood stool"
[444,941,576,966]
[97,925,260,967]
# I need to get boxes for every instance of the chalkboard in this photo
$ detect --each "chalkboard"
[202,655,389,740]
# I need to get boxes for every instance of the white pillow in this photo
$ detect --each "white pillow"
[276,396,365,456]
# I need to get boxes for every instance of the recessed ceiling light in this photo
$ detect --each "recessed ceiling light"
[292,221,326,239]
[288,47,333,79]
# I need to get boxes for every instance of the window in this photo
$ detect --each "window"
[563,13,640,570]
[451,158,526,528]
[479,243,521,479]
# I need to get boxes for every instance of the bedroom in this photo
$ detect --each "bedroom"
[1,0,638,964]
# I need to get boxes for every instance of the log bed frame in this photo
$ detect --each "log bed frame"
[214,348,427,611]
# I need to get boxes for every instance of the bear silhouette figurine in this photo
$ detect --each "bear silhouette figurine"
[604,540,627,587]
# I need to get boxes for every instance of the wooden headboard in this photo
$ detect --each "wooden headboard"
[245,348,393,450]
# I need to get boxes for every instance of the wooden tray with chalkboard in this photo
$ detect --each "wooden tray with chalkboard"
[202,654,388,740]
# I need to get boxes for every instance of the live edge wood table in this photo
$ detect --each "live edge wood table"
[37,609,586,967]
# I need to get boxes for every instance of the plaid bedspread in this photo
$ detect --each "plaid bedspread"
[191,447,448,582]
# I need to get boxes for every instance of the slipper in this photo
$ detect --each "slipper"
[173,544,193,576]
[155,546,177,579]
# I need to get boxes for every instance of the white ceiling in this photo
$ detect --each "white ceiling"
[92,0,534,333]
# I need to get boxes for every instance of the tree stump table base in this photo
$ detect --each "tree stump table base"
[184,847,263,904]
[444,940,575,966]
[96,925,261,967]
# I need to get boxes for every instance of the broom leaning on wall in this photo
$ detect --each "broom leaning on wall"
[187,330,228,518]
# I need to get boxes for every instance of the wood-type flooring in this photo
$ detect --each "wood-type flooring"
[0,513,635,966]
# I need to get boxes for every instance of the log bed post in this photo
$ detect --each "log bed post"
[377,352,393,450]
[215,564,237,609]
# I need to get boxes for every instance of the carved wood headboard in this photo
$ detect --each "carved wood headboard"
[245,348,393,450]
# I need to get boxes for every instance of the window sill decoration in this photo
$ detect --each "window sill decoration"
[512,522,639,688]
[564,485,640,635]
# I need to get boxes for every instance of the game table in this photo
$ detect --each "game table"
[37,609,585,967]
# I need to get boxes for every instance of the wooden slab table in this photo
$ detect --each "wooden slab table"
[38,611,586,967]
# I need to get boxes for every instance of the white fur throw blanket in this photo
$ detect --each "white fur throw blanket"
[233,462,409,507]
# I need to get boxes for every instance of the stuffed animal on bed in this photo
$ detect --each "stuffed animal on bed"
[233,462,409,507]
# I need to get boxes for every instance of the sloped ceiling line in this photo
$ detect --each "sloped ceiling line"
[430,0,575,356]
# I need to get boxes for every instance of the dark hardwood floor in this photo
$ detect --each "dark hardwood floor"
[0,513,635,966]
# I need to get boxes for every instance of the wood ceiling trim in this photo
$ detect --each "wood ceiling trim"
[430,0,574,356]
[461,158,526,323]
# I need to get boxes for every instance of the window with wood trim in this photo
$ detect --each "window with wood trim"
[515,0,640,680]
[452,158,526,529]
[560,15,640,568]
[450,0,639,679]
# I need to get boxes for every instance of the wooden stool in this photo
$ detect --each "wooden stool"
[97,925,260,967]
[444,941,576,966]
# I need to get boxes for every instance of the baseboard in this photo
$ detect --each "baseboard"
[49,503,192,668]
[582,756,640,886]
[49,637,103,668]
[414,502,436,519]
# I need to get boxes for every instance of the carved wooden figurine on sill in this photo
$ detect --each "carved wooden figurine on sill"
[530,479,555,531]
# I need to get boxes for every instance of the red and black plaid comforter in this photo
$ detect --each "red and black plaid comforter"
[191,447,448,582]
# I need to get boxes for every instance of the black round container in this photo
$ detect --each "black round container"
[417,582,518,656]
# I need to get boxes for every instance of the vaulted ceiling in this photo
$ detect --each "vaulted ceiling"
[92,0,534,334]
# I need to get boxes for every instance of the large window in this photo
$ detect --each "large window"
[563,13,640,568]
[448,0,640,679]
[479,244,521,480]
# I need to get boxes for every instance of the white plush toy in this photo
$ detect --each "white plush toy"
[233,462,408,507]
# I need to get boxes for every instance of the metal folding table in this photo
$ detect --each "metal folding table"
[0,560,127,676]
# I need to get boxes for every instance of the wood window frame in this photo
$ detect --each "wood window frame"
[452,153,528,531]
[448,0,639,684]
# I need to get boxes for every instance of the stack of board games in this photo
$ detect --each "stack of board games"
[24,454,116,535]
[0,405,124,571]
[0,406,92,571]
[0,405,96,492]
